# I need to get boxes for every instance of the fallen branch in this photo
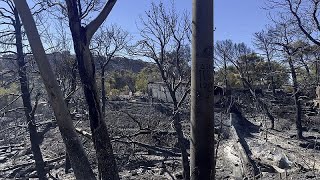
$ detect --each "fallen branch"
[75,128,92,140]
[74,127,180,157]
[0,161,34,172]
[113,139,181,157]
[230,112,259,179]
[0,143,25,150]
[0,155,66,172]
[0,94,22,113]
[120,110,148,130]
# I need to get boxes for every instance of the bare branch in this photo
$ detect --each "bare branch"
[286,0,320,46]
[85,0,117,41]
[0,93,22,113]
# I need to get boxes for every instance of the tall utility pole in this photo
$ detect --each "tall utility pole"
[190,0,214,179]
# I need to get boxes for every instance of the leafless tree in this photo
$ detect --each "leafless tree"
[0,1,47,178]
[225,42,276,129]
[233,43,255,87]
[267,0,320,46]
[35,0,122,178]
[214,40,234,90]
[268,0,320,83]
[309,44,320,84]
[136,2,191,179]
[91,24,130,118]
[63,0,120,179]
[268,18,304,138]
[253,29,277,96]
[12,0,97,179]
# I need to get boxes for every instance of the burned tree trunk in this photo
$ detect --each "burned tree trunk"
[13,7,47,180]
[64,0,119,179]
[229,112,258,179]
[12,1,96,179]
[288,58,303,139]
[68,30,118,180]
[101,65,107,118]
[223,54,229,91]
[64,61,77,174]
[241,77,275,129]
[266,55,276,96]
[172,102,190,180]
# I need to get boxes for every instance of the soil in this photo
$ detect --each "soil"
[1,93,320,179]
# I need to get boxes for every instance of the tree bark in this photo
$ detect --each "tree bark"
[12,1,96,179]
[101,66,106,118]
[223,54,229,91]
[230,113,258,179]
[288,58,303,139]
[190,0,215,179]
[172,105,190,180]
[266,54,276,96]
[316,58,319,85]
[241,77,275,129]
[13,7,47,180]
[64,62,77,174]
[160,81,191,180]
[64,0,119,179]
[69,26,119,180]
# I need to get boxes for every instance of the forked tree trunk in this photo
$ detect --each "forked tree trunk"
[14,8,47,180]
[64,0,119,179]
[12,1,96,179]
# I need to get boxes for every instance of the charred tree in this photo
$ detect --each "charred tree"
[253,30,276,96]
[92,25,129,118]
[214,40,234,92]
[288,56,303,138]
[12,1,96,179]
[136,2,192,179]
[64,0,119,179]
[268,18,304,138]
[13,7,47,180]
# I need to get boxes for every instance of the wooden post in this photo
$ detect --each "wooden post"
[190,0,214,179]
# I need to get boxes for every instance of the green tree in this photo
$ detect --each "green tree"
[135,72,148,93]
[107,70,136,93]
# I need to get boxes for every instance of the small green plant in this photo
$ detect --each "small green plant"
[110,88,120,96]
[0,83,18,96]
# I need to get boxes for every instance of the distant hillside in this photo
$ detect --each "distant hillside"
[1,53,152,74]
[105,57,151,73]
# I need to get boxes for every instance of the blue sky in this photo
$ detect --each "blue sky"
[214,0,270,47]
[106,0,271,48]
[105,0,192,39]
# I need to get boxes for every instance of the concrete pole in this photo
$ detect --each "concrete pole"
[190,0,214,179]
